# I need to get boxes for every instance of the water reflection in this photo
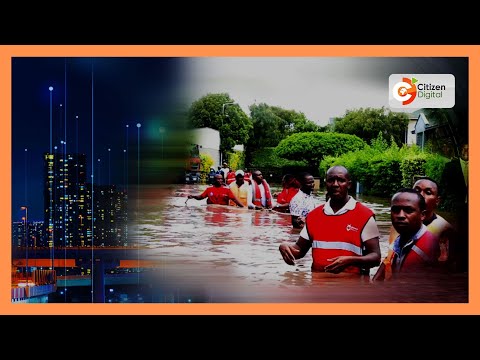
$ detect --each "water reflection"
[130,184,467,303]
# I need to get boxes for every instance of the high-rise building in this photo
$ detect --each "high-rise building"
[90,184,128,247]
[12,221,24,248]
[13,220,44,248]
[43,152,88,247]
[43,152,128,248]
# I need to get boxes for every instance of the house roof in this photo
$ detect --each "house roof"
[412,111,446,134]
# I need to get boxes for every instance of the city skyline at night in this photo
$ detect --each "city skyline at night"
[12,57,190,221]
[11,57,191,303]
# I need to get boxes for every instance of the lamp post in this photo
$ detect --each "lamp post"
[48,87,54,268]
[159,127,165,159]
[33,235,37,268]
[108,148,111,185]
[220,102,236,165]
[24,148,28,205]
[49,86,53,153]
[136,123,141,284]
[21,206,28,284]
[97,158,101,185]
[123,149,127,192]
[54,144,57,266]
[137,123,141,190]
[61,140,67,248]
[126,124,129,195]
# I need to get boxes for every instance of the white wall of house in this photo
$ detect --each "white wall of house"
[405,118,417,145]
[190,127,245,169]
[413,112,430,149]
[190,127,221,168]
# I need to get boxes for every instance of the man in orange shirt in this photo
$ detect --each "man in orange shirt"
[229,170,253,208]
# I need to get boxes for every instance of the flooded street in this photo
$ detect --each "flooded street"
[129,184,468,303]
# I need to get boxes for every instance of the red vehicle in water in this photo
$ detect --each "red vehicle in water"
[185,144,201,184]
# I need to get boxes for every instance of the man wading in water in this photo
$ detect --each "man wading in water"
[279,165,381,276]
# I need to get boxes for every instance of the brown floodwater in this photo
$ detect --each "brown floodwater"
[128,184,468,303]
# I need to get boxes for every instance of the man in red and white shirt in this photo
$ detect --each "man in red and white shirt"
[188,174,244,207]
[279,165,381,275]
[249,170,273,210]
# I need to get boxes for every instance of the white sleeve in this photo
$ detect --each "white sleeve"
[247,184,253,207]
[361,216,381,242]
[289,195,301,216]
[299,224,310,241]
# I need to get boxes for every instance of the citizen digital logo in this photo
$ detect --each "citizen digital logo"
[346,224,359,232]
[389,74,455,109]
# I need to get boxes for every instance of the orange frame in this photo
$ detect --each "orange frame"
[0,45,477,315]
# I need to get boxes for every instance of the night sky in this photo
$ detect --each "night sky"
[12,57,190,221]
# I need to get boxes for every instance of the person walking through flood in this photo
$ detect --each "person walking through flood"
[279,165,381,275]
[188,174,244,207]
[229,170,253,208]
[288,172,320,229]
[250,170,273,210]
[373,177,455,281]
[208,167,216,185]
[372,188,440,281]
[272,174,300,213]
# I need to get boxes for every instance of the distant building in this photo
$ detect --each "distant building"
[232,144,244,152]
[190,127,221,168]
[12,220,44,251]
[404,114,417,146]
[90,184,128,247]
[411,110,458,157]
[189,127,245,169]
[43,152,89,248]
[12,222,23,248]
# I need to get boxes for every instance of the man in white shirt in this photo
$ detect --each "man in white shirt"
[289,172,320,229]
[220,162,230,181]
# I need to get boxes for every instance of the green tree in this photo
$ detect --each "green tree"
[187,93,253,155]
[245,103,320,166]
[275,132,366,174]
[248,103,286,148]
[273,106,320,134]
[250,147,307,182]
[248,103,319,148]
[200,153,214,173]
[320,139,448,198]
[333,107,409,146]
[226,150,245,172]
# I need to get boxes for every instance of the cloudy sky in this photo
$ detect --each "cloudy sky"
[182,57,466,126]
